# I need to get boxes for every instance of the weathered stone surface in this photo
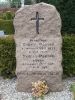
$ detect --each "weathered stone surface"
[14,2,61,39]
[14,2,63,92]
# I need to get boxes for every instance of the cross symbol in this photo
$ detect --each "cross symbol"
[31,12,44,34]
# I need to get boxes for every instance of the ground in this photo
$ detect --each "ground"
[0,77,74,100]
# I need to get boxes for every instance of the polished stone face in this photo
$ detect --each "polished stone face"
[14,2,63,92]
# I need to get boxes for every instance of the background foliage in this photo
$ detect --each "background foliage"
[0,35,75,78]
[6,0,21,8]
[2,11,14,20]
[0,11,14,35]
[24,0,32,5]
[62,35,75,77]
[0,19,14,35]
[10,0,21,8]
[0,36,16,78]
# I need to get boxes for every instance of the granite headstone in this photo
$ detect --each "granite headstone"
[14,2,63,92]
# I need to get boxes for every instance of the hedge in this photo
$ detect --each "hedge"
[2,11,14,20]
[0,35,75,78]
[0,19,14,35]
[62,34,75,77]
[0,36,16,78]
[0,11,14,20]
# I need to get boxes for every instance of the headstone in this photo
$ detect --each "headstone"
[14,2,63,92]
[0,30,4,36]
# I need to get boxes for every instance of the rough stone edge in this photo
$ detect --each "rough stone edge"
[15,2,56,16]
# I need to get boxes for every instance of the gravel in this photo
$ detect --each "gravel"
[0,77,75,100]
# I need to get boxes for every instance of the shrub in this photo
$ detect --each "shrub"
[2,11,14,20]
[25,0,32,5]
[0,35,16,78]
[62,34,75,77]
[0,11,15,20]
[11,0,21,8]
[0,19,14,35]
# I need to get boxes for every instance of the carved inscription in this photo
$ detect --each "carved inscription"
[17,37,61,71]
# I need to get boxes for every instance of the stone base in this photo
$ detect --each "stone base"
[16,71,63,93]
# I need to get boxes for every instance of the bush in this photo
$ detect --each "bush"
[62,34,75,77]
[0,35,75,78]
[0,19,14,35]
[11,0,21,8]
[0,36,16,78]
[25,0,32,5]
[0,11,14,20]
[2,11,14,20]
[0,11,15,35]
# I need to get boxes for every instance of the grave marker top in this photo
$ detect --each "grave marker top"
[14,2,61,39]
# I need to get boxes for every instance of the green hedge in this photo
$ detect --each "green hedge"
[0,19,14,35]
[0,35,75,78]
[0,36,16,78]
[0,11,14,20]
[2,11,14,20]
[62,35,75,77]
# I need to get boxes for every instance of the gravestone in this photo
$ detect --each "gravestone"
[14,2,63,92]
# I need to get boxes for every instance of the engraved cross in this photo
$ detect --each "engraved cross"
[31,12,44,34]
